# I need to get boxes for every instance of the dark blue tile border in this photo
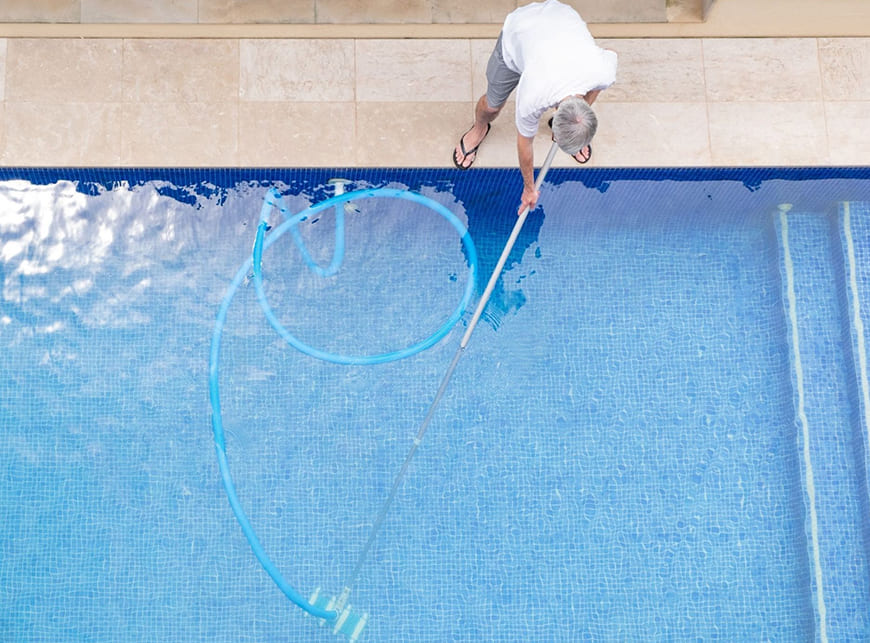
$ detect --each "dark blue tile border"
[3,166,870,189]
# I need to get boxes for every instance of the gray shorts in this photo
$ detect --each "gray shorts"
[485,32,521,109]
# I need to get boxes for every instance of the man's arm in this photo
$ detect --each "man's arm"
[583,89,602,105]
[517,133,538,214]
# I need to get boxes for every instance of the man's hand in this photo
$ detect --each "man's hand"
[519,185,539,215]
[517,133,537,215]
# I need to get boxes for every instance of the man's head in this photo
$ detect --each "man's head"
[552,96,598,157]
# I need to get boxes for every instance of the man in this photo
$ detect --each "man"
[453,0,618,214]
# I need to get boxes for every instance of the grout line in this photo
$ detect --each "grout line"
[1,39,5,164]
[466,37,473,108]
[118,38,126,164]
[815,38,832,163]
[3,22,870,39]
[352,38,357,166]
[2,37,7,102]
[235,37,240,165]
[779,207,829,643]
[699,38,714,163]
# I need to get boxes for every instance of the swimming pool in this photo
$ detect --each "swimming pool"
[1,167,869,641]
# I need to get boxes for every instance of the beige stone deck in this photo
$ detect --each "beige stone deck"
[0,0,868,167]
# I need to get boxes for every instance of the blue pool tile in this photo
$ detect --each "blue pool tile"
[2,167,870,641]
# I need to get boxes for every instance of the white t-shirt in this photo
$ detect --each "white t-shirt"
[501,0,618,137]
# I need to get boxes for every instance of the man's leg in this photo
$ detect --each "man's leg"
[453,32,517,169]
[454,95,502,168]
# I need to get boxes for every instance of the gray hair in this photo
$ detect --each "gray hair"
[552,97,598,156]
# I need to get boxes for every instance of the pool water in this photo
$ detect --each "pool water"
[1,167,869,641]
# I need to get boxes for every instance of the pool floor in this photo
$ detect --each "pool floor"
[1,168,869,641]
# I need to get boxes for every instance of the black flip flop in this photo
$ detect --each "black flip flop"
[573,145,592,164]
[548,116,592,164]
[453,123,491,170]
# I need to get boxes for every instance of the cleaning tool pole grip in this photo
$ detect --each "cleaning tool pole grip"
[460,140,559,348]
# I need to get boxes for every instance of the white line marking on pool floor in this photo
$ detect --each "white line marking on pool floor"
[842,202,870,499]
[779,207,828,643]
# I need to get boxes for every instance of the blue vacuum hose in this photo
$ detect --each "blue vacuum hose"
[209,186,479,624]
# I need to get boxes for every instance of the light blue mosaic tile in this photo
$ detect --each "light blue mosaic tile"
[1,168,870,642]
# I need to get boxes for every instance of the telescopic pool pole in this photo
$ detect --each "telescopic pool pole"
[339,140,562,603]
[459,140,560,348]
